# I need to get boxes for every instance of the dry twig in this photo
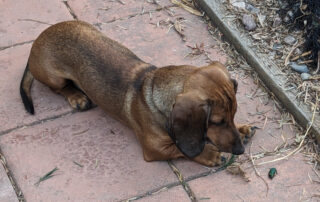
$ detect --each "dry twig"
[292,50,312,61]
[18,19,52,25]
[173,18,187,41]
[249,142,269,196]
[116,0,125,5]
[171,0,203,16]
[285,41,303,66]
[298,60,314,65]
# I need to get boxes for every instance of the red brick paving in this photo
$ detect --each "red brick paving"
[0,0,72,48]
[0,108,179,201]
[0,0,318,201]
[0,44,72,133]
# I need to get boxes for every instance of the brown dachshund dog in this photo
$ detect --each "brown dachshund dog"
[20,21,256,167]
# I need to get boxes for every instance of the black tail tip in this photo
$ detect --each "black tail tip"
[26,104,35,115]
[20,86,35,115]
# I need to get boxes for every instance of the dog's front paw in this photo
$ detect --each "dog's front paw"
[193,144,222,167]
[204,151,222,167]
[237,125,258,144]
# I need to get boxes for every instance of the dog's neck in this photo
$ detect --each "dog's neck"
[145,66,196,121]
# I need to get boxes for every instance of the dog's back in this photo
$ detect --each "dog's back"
[22,21,155,119]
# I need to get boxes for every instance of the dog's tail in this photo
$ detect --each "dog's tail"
[20,63,35,114]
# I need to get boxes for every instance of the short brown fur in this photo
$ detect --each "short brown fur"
[20,21,256,167]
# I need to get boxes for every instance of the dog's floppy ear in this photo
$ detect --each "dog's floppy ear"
[168,93,210,158]
[231,79,238,93]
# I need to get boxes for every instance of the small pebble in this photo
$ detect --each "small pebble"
[279,1,289,9]
[258,14,266,26]
[301,73,311,81]
[273,17,282,27]
[294,48,302,55]
[284,35,296,45]
[283,16,290,23]
[269,51,276,59]
[231,1,246,10]
[287,10,294,18]
[242,14,256,31]
[272,43,283,50]
[290,62,309,73]
[245,4,260,13]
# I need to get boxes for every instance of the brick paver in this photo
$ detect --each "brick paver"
[0,108,178,201]
[0,0,72,48]
[189,154,319,202]
[0,44,73,133]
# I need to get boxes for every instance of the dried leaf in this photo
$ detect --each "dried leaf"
[226,163,250,182]
[181,0,193,7]
[173,19,186,41]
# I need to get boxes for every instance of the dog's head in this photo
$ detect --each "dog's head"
[168,62,243,158]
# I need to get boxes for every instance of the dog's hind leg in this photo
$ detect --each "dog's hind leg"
[55,82,92,111]
[44,77,92,111]
[28,62,92,111]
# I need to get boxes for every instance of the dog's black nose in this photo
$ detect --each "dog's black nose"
[232,145,245,155]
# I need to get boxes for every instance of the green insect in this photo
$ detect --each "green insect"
[268,168,277,179]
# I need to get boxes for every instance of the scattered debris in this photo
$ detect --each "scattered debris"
[231,0,246,10]
[73,161,84,168]
[95,159,99,169]
[246,3,260,14]
[220,154,236,170]
[284,35,297,45]
[273,16,282,27]
[257,14,266,27]
[289,62,309,73]
[17,19,53,25]
[273,43,283,51]
[257,93,318,166]
[268,168,278,179]
[242,14,256,31]
[173,17,187,41]
[34,167,59,186]
[98,7,110,11]
[280,0,320,67]
[224,0,320,128]
[249,142,269,196]
[116,0,125,5]
[171,0,203,16]
[226,162,250,182]
[199,197,211,200]
[301,73,311,81]
[186,43,205,58]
